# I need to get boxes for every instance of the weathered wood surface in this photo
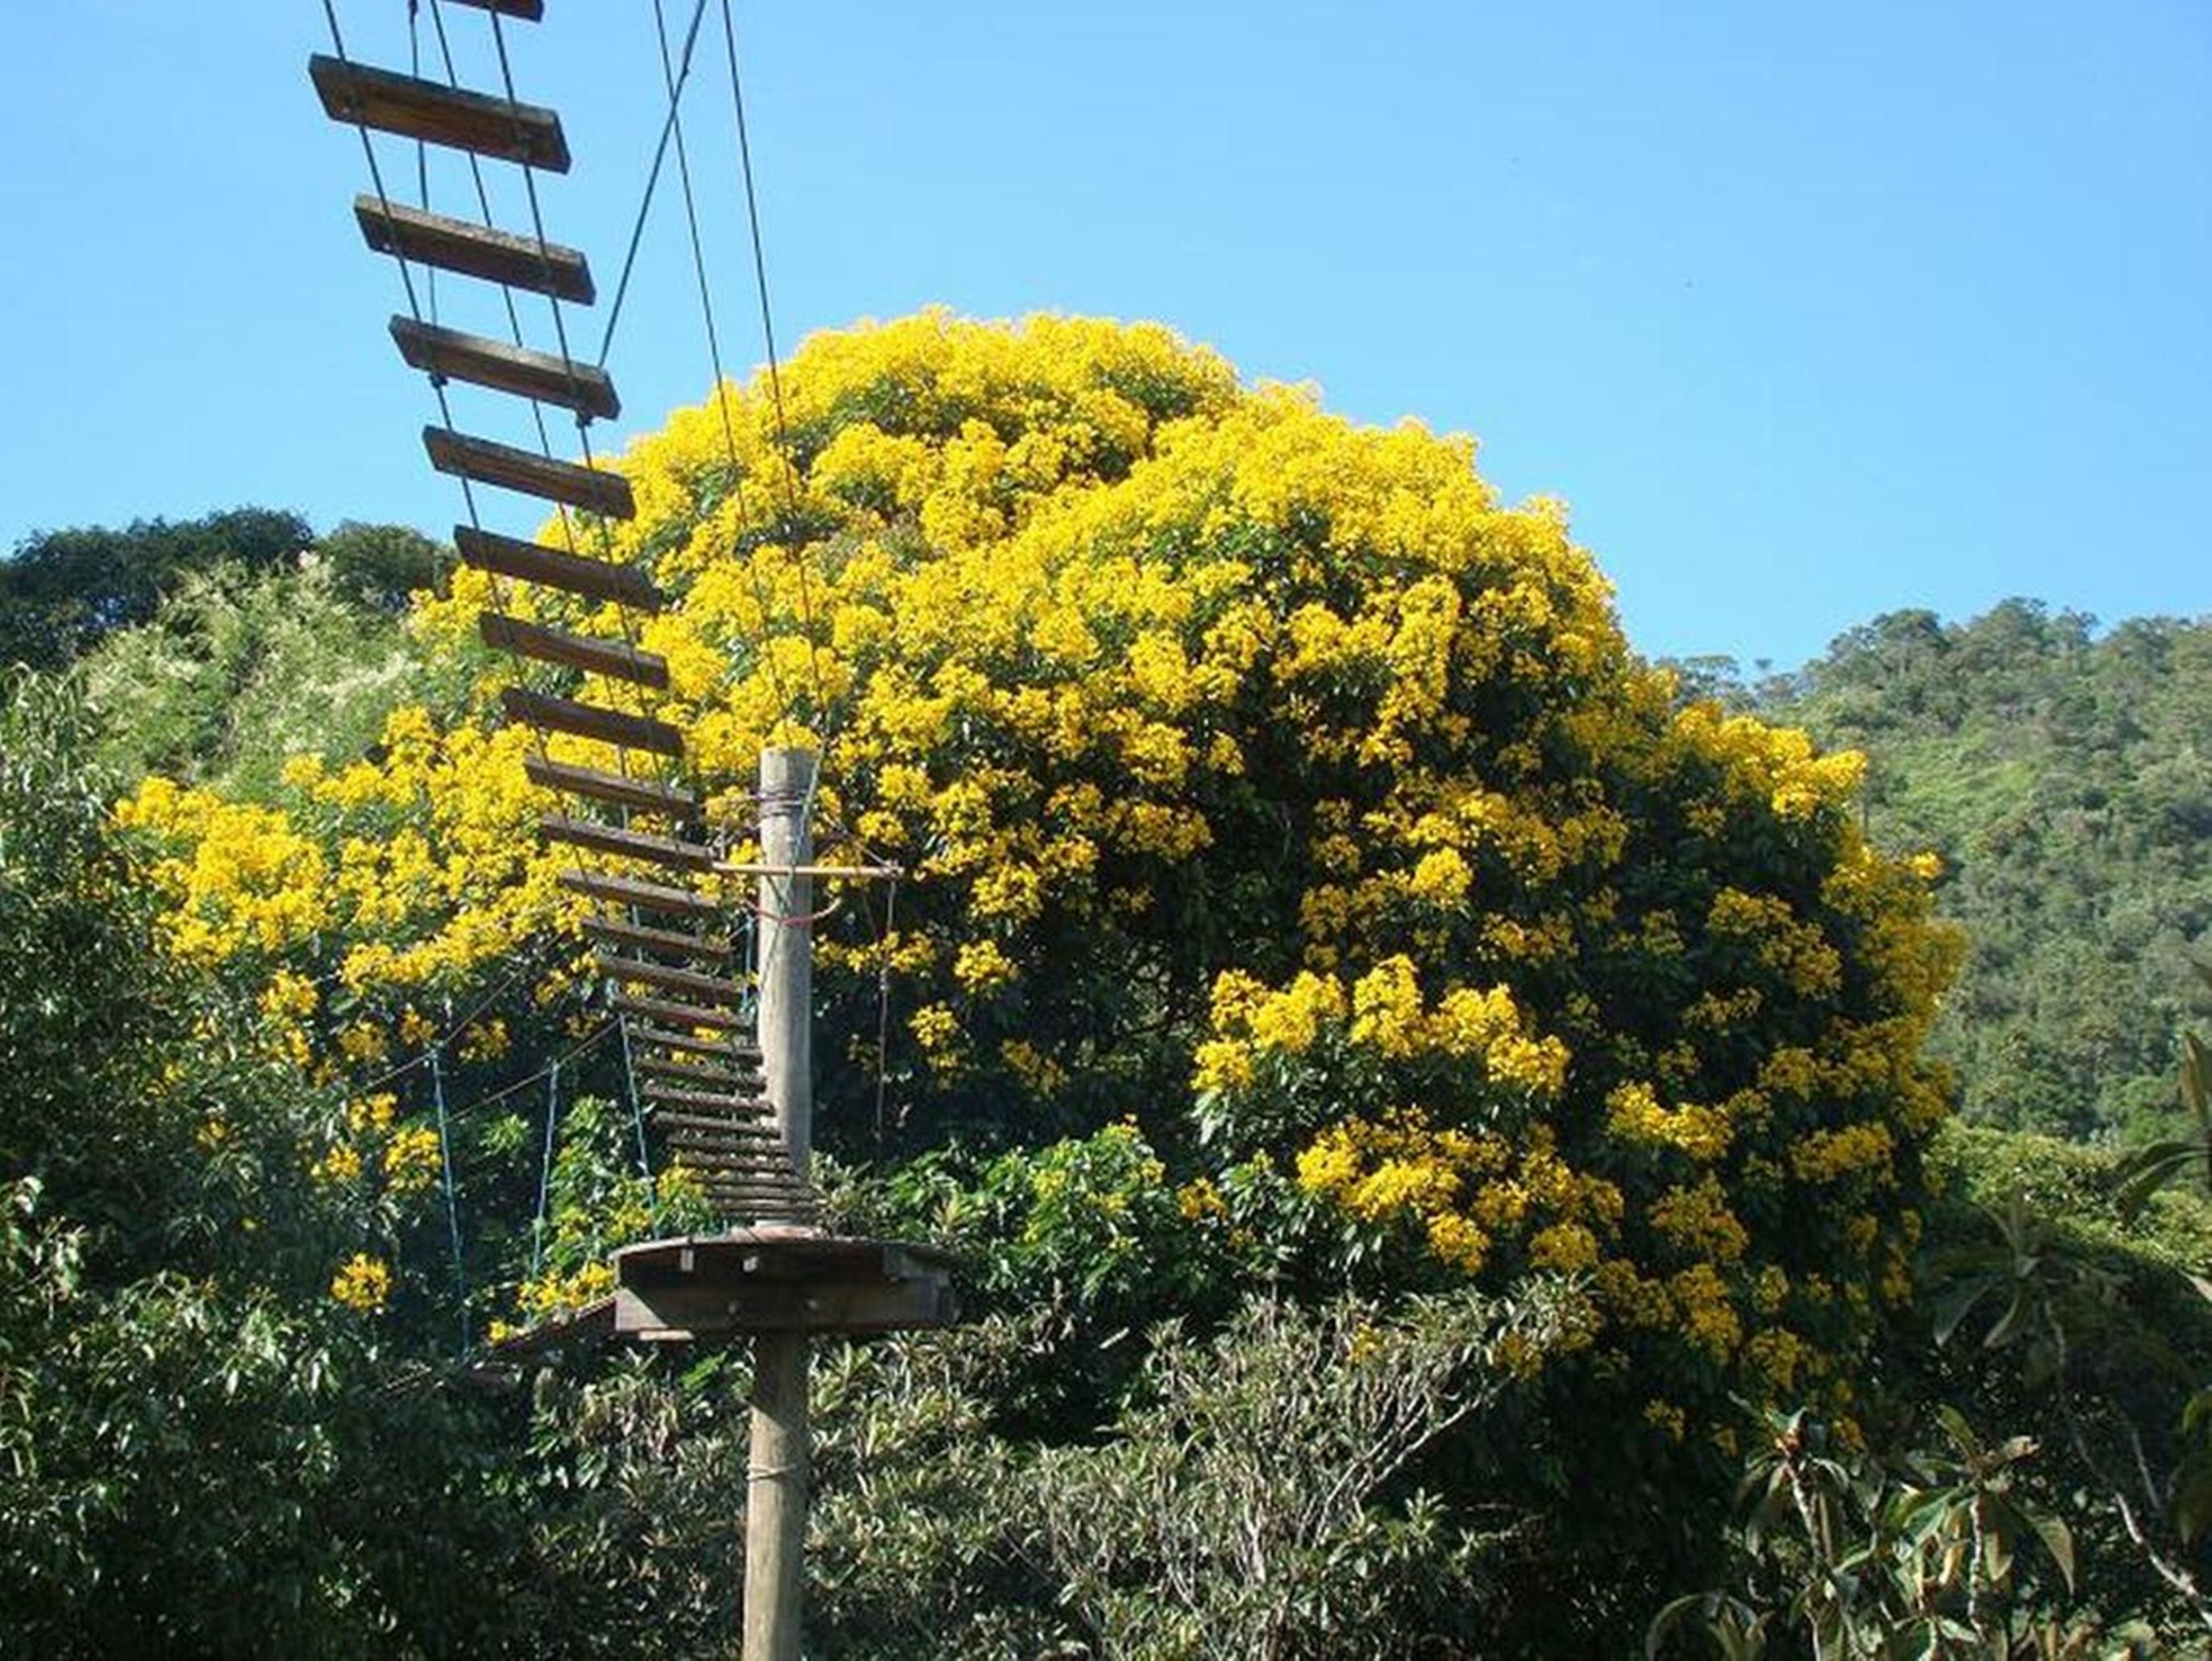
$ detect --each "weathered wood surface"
[483,614,669,689]
[580,914,730,960]
[355,196,593,302]
[456,526,661,610]
[559,868,723,920]
[310,55,569,170]
[525,755,697,819]
[501,687,684,756]
[610,990,750,1030]
[594,952,746,1005]
[540,814,709,872]
[393,318,620,419]
[610,1234,959,1338]
[426,427,636,517]
[625,1022,755,1059]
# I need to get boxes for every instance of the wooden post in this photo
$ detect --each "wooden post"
[744,746,814,1661]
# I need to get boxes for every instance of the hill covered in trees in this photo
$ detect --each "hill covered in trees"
[1683,603,2212,1143]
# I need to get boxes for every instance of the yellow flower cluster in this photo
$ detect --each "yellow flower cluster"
[330,1252,393,1313]
[1295,1112,1622,1282]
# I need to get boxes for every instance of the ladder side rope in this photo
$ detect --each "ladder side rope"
[429,1047,469,1351]
[721,1,838,832]
[530,1056,560,1275]
[322,0,489,534]
[594,0,713,373]
[647,0,800,748]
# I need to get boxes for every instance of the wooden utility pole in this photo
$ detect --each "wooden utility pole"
[744,745,814,1661]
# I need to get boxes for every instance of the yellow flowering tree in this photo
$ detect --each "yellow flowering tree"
[116,311,1957,1438]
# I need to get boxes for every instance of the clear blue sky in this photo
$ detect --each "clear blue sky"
[0,2,2204,668]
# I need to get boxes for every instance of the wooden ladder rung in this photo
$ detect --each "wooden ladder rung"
[650,1105,776,1134]
[627,1023,754,1060]
[457,527,661,610]
[502,687,684,756]
[426,427,635,518]
[525,755,696,819]
[580,915,730,961]
[663,1126,781,1151]
[444,0,546,21]
[310,56,569,171]
[561,869,721,921]
[542,814,711,872]
[595,953,745,1005]
[631,1054,757,1086]
[393,318,618,419]
[672,1153,800,1177]
[482,614,668,689]
[356,197,592,302]
[612,991,749,1031]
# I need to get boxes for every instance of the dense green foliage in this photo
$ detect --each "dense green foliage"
[1686,602,2212,1143]
[1,508,313,670]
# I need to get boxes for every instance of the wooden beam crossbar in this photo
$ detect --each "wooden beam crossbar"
[560,869,721,921]
[356,197,592,302]
[541,814,711,872]
[611,991,749,1031]
[502,686,685,756]
[526,756,697,820]
[426,427,636,518]
[310,55,569,171]
[595,953,746,1005]
[456,527,662,610]
[393,318,619,420]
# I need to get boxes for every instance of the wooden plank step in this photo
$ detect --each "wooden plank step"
[542,814,710,872]
[688,1172,811,1197]
[445,0,546,22]
[582,915,730,961]
[562,869,721,921]
[483,614,669,689]
[693,1187,815,1212]
[627,1022,750,1060]
[647,1087,773,1118]
[456,527,661,610]
[631,1054,756,1087]
[355,196,592,302]
[393,318,619,420]
[653,1108,776,1136]
[309,56,568,171]
[612,991,748,1031]
[526,755,696,820]
[501,687,684,756]
[594,954,744,1005]
[665,1139,787,1164]
[426,427,635,518]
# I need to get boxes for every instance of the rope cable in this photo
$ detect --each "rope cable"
[718,1,836,775]
[530,1057,560,1275]
[617,1013,656,1188]
[647,0,799,746]
[595,0,713,371]
[429,1048,469,1351]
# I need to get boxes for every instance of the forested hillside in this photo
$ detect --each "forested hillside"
[1744,603,2212,1142]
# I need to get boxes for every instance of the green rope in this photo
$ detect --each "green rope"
[428,1048,468,1353]
[617,1014,655,1193]
[530,1059,560,1278]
